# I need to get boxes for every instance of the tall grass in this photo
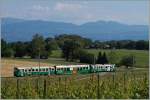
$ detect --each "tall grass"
[1,71,149,99]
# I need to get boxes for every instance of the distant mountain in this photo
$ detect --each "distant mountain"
[1,18,148,42]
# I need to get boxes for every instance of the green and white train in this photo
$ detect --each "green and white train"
[14,64,115,77]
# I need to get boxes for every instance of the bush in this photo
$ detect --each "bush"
[120,55,135,68]
[79,50,95,64]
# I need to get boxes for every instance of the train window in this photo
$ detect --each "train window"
[39,69,42,71]
[25,69,27,72]
[79,67,81,70]
[36,69,38,71]
[32,69,34,71]
[46,68,48,71]
[29,69,31,72]
[67,68,70,71]
[22,69,24,72]
[65,68,67,71]
[42,69,45,71]
[61,68,63,70]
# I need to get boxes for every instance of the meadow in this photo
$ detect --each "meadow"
[50,49,149,67]
[86,49,149,67]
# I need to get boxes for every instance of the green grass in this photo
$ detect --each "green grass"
[86,49,149,67]
[50,50,62,58]
[49,49,148,67]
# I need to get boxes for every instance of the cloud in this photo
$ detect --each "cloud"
[26,5,52,20]
[32,5,50,11]
[54,2,82,12]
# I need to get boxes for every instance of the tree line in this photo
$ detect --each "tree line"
[91,40,149,50]
[1,34,147,67]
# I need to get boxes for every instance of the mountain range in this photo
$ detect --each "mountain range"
[1,18,149,42]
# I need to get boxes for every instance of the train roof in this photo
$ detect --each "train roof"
[56,65,90,68]
[14,66,54,69]
[14,64,115,69]
[92,64,115,66]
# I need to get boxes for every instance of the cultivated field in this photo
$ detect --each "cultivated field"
[1,70,149,99]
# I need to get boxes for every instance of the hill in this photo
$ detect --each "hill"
[1,18,148,42]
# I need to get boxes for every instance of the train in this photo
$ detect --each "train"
[14,64,115,77]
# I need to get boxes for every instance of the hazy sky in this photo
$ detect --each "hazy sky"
[0,0,149,25]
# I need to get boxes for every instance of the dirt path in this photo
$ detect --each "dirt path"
[1,59,53,77]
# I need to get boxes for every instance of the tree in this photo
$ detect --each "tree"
[102,52,108,64]
[13,41,27,57]
[120,55,136,68]
[135,40,148,50]
[79,50,95,64]
[108,50,118,64]
[62,40,82,61]
[55,34,92,49]
[62,40,72,61]
[1,39,7,57]
[1,39,14,57]
[45,37,59,57]
[30,34,47,59]
[45,37,59,50]
[97,51,103,64]
[2,48,14,57]
[124,41,136,49]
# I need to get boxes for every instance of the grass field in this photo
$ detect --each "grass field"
[49,49,149,67]
[86,49,149,67]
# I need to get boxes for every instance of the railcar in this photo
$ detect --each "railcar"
[14,64,115,77]
[14,66,55,77]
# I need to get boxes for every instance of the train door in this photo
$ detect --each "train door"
[73,68,77,74]
[48,68,51,75]
[20,69,24,76]
[107,66,111,71]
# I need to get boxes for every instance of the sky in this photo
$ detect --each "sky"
[0,0,149,25]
